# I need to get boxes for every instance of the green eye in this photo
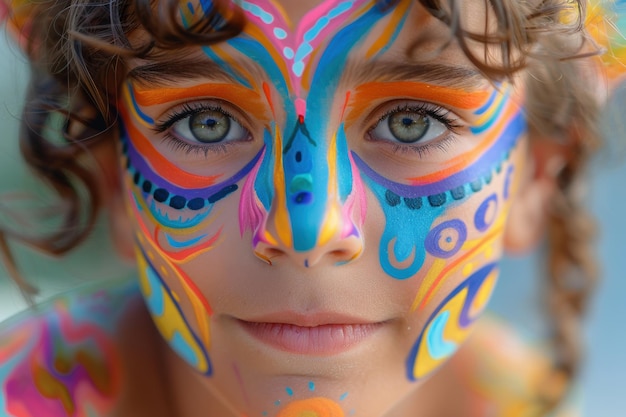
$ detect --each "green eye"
[388,111,430,143]
[369,104,450,146]
[170,105,249,145]
[189,110,231,143]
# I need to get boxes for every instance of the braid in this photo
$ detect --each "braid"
[522,41,603,414]
[537,127,601,414]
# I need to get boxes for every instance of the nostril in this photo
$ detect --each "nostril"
[254,226,363,267]
[265,248,286,258]
[254,247,287,265]
[329,249,350,259]
[326,247,362,266]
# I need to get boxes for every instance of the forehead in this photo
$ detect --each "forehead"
[273,0,327,23]
[253,0,491,31]
[235,0,471,62]
[130,0,493,90]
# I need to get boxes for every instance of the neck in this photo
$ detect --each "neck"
[163,344,239,417]
[160,346,445,417]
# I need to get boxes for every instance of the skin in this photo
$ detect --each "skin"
[117,0,530,416]
[0,0,567,416]
[0,282,135,417]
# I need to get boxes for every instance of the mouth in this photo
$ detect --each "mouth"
[236,312,386,356]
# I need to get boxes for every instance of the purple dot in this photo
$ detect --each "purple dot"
[425,219,467,259]
[474,194,498,232]
[294,192,313,205]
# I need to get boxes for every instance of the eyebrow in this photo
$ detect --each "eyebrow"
[127,58,237,86]
[127,54,487,93]
[344,60,488,91]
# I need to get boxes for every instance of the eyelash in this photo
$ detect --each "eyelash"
[150,101,462,159]
[152,102,246,157]
[369,102,463,157]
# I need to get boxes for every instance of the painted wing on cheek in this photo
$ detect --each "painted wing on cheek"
[406,262,499,381]
[136,249,212,376]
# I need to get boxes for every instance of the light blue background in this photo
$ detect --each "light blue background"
[0,25,624,415]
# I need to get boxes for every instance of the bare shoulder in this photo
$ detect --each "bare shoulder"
[0,279,169,417]
[438,316,580,417]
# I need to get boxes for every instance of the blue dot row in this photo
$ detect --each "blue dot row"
[383,158,505,210]
[131,169,238,211]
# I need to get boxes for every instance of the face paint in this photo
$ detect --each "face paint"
[353,86,524,280]
[118,121,220,374]
[407,262,499,380]
[136,247,213,375]
[0,283,134,417]
[275,397,345,417]
[452,320,548,417]
[260,382,350,417]
[347,83,525,378]
[117,0,530,415]
[212,0,411,260]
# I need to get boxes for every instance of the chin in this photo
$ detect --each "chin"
[186,316,427,417]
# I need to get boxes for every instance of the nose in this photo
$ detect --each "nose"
[254,200,364,268]
[252,117,365,268]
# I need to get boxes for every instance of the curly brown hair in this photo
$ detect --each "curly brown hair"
[2,0,602,415]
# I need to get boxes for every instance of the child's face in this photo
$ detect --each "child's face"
[117,0,527,414]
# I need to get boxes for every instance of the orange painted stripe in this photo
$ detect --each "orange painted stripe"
[300,43,322,90]
[417,226,501,311]
[133,211,214,317]
[241,23,293,88]
[365,0,410,59]
[263,82,275,117]
[209,43,261,90]
[132,82,267,120]
[264,0,290,27]
[154,225,222,265]
[347,81,490,126]
[121,111,223,188]
[0,324,33,359]
[340,91,351,120]
[406,101,519,185]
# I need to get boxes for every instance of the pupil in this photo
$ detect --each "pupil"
[190,110,230,143]
[388,111,429,143]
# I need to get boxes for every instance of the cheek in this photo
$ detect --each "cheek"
[403,163,518,379]
[117,119,260,377]
[407,261,499,380]
[359,140,523,381]
[415,178,511,311]
[359,153,516,281]
[354,85,525,286]
[133,244,214,375]
[121,178,238,378]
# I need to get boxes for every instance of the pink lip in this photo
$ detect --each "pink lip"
[236,313,384,355]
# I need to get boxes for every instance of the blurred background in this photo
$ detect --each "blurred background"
[0,24,624,415]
